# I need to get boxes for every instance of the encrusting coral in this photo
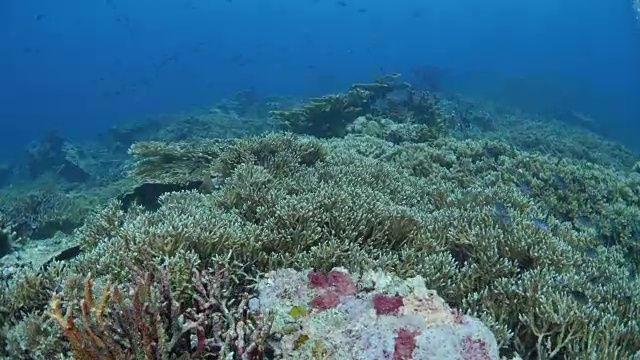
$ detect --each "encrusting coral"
[257,267,499,359]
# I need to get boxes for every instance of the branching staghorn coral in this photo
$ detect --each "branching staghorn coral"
[2,131,640,359]
[0,177,114,247]
[0,186,81,240]
[128,139,228,184]
[73,133,640,357]
[128,132,327,186]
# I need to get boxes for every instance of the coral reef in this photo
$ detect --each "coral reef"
[346,116,444,144]
[0,213,15,258]
[8,132,627,358]
[270,74,448,139]
[127,132,326,188]
[105,120,162,152]
[257,267,499,359]
[0,164,12,188]
[48,264,275,359]
[0,184,91,240]
[216,89,287,119]
[1,77,640,360]
[104,92,281,154]
[25,131,91,183]
[448,96,639,171]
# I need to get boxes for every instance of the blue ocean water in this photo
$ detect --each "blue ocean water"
[1,0,639,158]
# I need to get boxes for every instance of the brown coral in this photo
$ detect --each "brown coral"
[49,265,275,360]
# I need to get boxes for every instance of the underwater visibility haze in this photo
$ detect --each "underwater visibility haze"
[1,0,640,359]
[2,0,640,151]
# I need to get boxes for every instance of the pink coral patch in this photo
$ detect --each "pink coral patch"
[327,270,356,296]
[372,293,404,315]
[307,270,357,311]
[310,291,341,310]
[308,270,329,288]
[393,328,419,360]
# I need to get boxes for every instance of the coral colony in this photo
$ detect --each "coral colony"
[2,75,640,359]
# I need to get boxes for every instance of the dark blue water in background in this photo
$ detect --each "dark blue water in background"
[1,0,639,160]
